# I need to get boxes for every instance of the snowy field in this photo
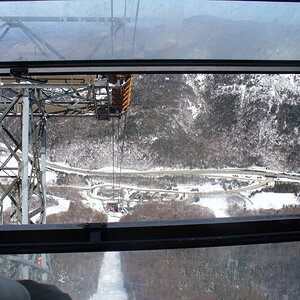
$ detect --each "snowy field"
[248,192,299,210]
[175,183,224,193]
[194,192,299,218]
[81,190,104,212]
[46,170,58,184]
[31,195,71,223]
[90,251,128,300]
[194,196,229,218]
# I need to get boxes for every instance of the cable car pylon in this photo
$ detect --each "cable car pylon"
[0,73,133,280]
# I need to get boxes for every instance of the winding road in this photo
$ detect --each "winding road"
[46,161,300,182]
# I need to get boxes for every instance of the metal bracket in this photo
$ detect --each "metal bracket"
[10,68,47,84]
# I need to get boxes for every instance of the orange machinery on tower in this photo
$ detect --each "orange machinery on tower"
[111,74,133,114]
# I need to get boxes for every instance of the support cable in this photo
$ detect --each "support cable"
[0,22,8,31]
[118,112,128,204]
[131,0,140,55]
[112,118,115,202]
[122,0,127,57]
[111,0,114,58]
[17,22,65,59]
[17,22,49,58]
[116,117,121,204]
[0,26,10,42]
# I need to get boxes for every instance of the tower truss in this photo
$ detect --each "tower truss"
[0,73,133,280]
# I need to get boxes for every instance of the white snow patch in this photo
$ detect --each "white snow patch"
[198,183,224,193]
[46,170,58,184]
[249,192,299,210]
[183,74,206,95]
[2,194,71,219]
[107,213,123,222]
[240,85,246,103]
[48,161,142,175]
[194,196,229,218]
[175,183,224,193]
[0,146,19,178]
[81,189,104,212]
[188,103,199,119]
[90,251,127,300]
[46,199,70,215]
[31,196,71,223]
[2,197,12,211]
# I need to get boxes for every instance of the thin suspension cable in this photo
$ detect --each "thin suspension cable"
[112,118,115,202]
[118,112,128,203]
[111,0,114,58]
[131,0,140,55]
[122,0,127,57]
[116,117,121,203]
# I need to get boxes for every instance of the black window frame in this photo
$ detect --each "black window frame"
[0,214,300,254]
[1,0,300,254]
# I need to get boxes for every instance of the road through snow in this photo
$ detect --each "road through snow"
[90,214,128,300]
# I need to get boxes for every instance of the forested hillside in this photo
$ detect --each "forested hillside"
[48,74,300,172]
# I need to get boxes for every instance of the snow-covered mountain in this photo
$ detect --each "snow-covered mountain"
[47,74,300,172]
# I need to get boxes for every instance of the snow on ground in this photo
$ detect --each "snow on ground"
[46,196,70,215]
[90,251,128,300]
[95,167,139,173]
[2,197,12,211]
[0,155,18,169]
[248,192,299,210]
[81,190,104,212]
[90,213,128,300]
[0,148,19,178]
[193,196,229,218]
[46,170,58,184]
[107,214,123,223]
[191,183,223,193]
[193,192,300,218]
[31,196,71,223]
[47,161,140,175]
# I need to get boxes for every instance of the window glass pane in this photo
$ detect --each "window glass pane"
[0,0,300,61]
[1,73,299,223]
[42,74,299,222]
[121,243,300,300]
[1,242,299,299]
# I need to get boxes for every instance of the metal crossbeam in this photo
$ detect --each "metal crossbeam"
[0,16,130,23]
[0,77,131,117]
[0,15,129,60]
[2,60,300,76]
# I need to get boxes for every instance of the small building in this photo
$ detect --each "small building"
[106,202,118,212]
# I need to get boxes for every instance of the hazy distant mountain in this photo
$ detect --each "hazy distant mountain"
[1,14,300,60]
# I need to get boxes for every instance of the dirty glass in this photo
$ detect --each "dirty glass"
[1,242,299,300]
[1,73,299,222]
[0,0,300,61]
